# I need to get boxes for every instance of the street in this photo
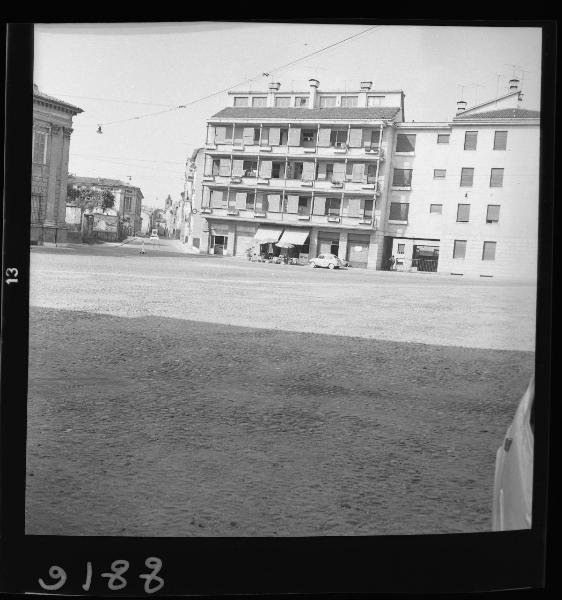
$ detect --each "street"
[25,240,536,536]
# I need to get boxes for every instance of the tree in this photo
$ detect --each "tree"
[67,185,115,214]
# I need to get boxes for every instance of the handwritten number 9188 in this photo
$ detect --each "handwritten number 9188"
[38,557,163,594]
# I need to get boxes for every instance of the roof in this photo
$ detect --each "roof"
[68,176,125,187]
[455,108,540,120]
[33,86,83,114]
[211,106,401,121]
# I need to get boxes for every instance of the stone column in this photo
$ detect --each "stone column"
[368,230,386,270]
[55,126,73,243]
[338,230,348,260]
[308,228,319,257]
[43,125,63,242]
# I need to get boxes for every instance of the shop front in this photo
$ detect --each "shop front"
[252,226,284,259]
[276,228,310,264]
[346,233,371,268]
[317,231,340,256]
[208,221,232,255]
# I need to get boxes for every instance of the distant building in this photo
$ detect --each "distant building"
[32,84,83,244]
[67,175,144,235]
[188,78,539,279]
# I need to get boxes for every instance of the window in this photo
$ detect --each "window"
[341,95,358,107]
[252,96,267,107]
[271,162,284,178]
[389,202,409,221]
[486,205,500,223]
[211,159,220,176]
[433,169,446,179]
[246,192,256,211]
[460,168,474,187]
[319,96,337,108]
[363,199,374,219]
[243,160,258,177]
[397,243,405,254]
[286,162,303,179]
[366,164,377,184]
[302,129,315,143]
[233,96,248,107]
[295,96,308,107]
[490,168,504,187]
[457,204,470,222]
[430,204,443,214]
[494,131,508,150]
[298,196,310,215]
[325,197,341,216]
[253,128,261,144]
[482,241,497,261]
[32,130,47,164]
[392,168,413,187]
[367,96,384,106]
[275,97,291,107]
[464,131,478,150]
[279,128,289,145]
[330,129,348,148]
[124,197,132,211]
[453,240,467,259]
[437,133,450,144]
[396,134,416,153]
[370,129,381,147]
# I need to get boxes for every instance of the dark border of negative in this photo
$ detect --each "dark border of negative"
[0,19,557,597]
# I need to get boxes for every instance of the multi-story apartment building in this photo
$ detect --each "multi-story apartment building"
[32,84,83,244]
[189,78,539,279]
[67,175,144,235]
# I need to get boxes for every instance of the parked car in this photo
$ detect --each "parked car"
[309,253,345,269]
[492,377,534,531]
[150,229,159,240]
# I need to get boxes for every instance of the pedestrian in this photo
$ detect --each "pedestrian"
[389,255,396,271]
[140,240,146,255]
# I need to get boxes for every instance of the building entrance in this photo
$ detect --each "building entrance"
[413,245,439,272]
[347,233,371,268]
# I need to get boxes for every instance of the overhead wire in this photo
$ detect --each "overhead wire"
[75,24,381,128]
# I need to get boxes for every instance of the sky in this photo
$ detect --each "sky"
[33,22,542,209]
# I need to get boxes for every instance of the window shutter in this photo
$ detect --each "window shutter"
[482,241,496,261]
[313,196,326,215]
[302,161,315,181]
[243,127,255,144]
[235,192,247,209]
[259,160,272,178]
[261,127,269,145]
[269,127,280,146]
[457,204,470,222]
[232,159,244,177]
[219,159,231,176]
[288,127,301,146]
[317,162,327,179]
[210,190,224,208]
[396,134,416,152]
[233,126,244,144]
[351,163,365,183]
[490,168,504,187]
[203,156,214,176]
[317,128,331,147]
[464,131,478,150]
[214,126,226,143]
[268,194,281,212]
[286,195,299,213]
[348,128,363,148]
[460,168,474,187]
[453,240,467,259]
[486,205,500,222]
[202,188,211,207]
[494,131,508,150]
[332,162,345,181]
[348,198,362,217]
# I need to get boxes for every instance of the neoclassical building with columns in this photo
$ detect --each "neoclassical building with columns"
[31,84,83,244]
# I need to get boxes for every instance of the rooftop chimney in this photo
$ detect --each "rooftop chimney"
[267,81,281,106]
[456,100,467,113]
[509,78,520,92]
[308,78,320,108]
[360,81,373,91]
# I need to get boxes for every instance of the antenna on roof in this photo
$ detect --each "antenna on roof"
[471,82,485,104]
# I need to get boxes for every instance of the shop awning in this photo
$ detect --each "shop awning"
[278,228,310,246]
[254,227,283,243]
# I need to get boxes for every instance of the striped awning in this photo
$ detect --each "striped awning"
[254,227,283,243]
[278,228,310,246]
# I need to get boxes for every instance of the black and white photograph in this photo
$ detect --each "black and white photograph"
[24,21,543,543]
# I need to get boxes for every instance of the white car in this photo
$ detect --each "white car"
[309,253,345,270]
[492,377,534,531]
[150,229,159,240]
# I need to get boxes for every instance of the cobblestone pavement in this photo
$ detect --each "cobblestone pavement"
[25,243,536,536]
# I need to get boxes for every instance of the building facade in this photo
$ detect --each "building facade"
[188,79,539,279]
[32,84,83,244]
[66,175,144,235]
